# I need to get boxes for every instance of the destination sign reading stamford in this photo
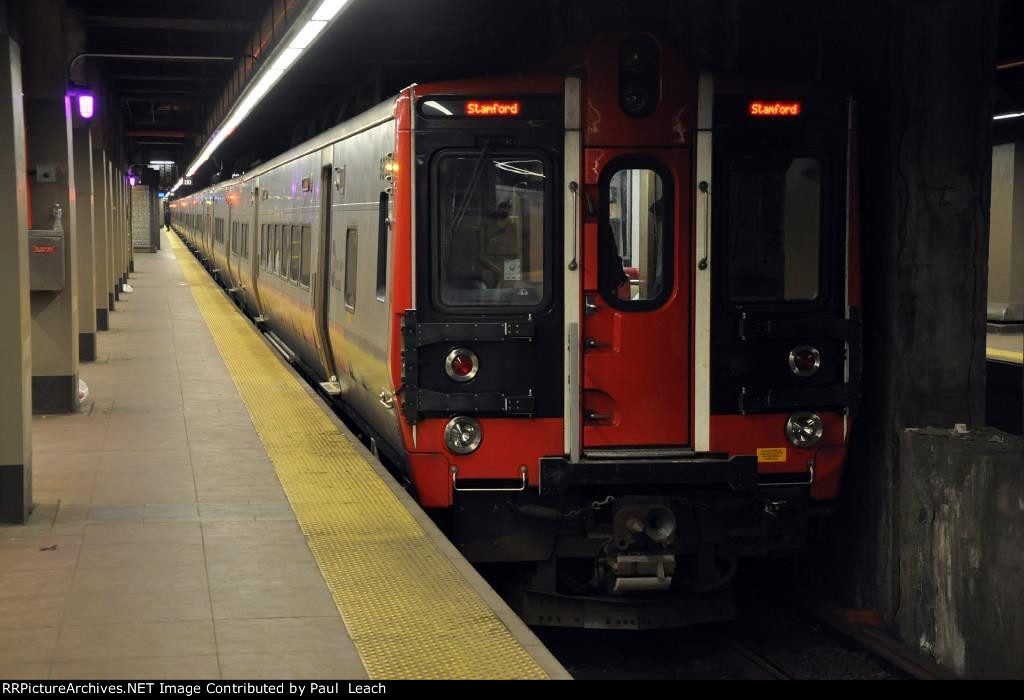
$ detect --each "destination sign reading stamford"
[1,682,387,697]
[417,96,562,122]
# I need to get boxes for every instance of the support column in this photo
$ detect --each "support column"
[73,126,96,361]
[24,85,77,415]
[0,33,32,522]
[125,175,133,275]
[92,146,109,330]
[108,160,118,305]
[127,177,135,272]
[824,0,996,626]
[118,167,127,286]
[112,165,122,295]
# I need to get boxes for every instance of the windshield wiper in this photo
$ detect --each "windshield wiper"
[449,142,493,238]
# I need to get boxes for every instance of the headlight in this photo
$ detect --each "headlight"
[444,416,482,455]
[785,412,823,448]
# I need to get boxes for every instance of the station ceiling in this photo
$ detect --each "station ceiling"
[67,0,1024,189]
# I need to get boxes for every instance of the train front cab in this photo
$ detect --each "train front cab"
[399,36,860,629]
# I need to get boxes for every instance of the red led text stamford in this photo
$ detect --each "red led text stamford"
[465,101,521,116]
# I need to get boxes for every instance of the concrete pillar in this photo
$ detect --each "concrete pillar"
[127,178,135,273]
[112,165,122,295]
[107,160,118,304]
[126,177,134,273]
[988,143,1024,322]
[823,0,997,624]
[92,146,110,329]
[23,0,79,415]
[0,34,32,523]
[119,169,128,284]
[73,126,96,361]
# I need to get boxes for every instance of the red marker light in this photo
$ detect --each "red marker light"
[465,100,522,117]
[749,101,802,117]
[451,354,474,377]
[445,348,479,383]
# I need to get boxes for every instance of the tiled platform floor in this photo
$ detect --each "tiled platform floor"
[0,242,367,680]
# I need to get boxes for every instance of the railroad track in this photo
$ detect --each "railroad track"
[722,635,794,680]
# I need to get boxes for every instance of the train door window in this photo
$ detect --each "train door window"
[299,225,311,288]
[242,224,249,259]
[215,217,225,244]
[433,152,549,309]
[231,222,238,254]
[289,225,301,282]
[344,226,358,311]
[725,156,821,302]
[376,193,389,301]
[599,162,673,308]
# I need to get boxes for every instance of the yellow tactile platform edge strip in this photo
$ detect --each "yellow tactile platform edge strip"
[987,347,1023,365]
[167,234,550,680]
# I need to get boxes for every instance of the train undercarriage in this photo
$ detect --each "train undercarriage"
[453,473,810,630]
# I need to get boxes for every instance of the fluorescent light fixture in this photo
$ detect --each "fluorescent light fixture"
[150,160,175,166]
[184,0,353,180]
[312,0,351,21]
[994,111,1024,121]
[271,47,303,72]
[289,20,327,50]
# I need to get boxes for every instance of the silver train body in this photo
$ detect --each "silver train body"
[171,100,404,455]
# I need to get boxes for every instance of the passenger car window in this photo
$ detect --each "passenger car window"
[599,165,671,307]
[270,225,279,273]
[726,156,821,302]
[345,226,358,311]
[299,225,311,288]
[279,225,289,277]
[289,225,301,282]
[434,152,547,309]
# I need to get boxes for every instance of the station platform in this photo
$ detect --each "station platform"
[0,229,568,681]
[986,328,1023,365]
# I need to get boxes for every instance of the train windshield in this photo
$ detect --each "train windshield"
[434,151,548,309]
[726,155,822,302]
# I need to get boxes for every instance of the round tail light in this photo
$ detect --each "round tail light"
[785,412,824,448]
[788,345,822,377]
[445,348,479,383]
[444,416,482,455]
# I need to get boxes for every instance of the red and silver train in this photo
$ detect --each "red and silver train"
[171,34,861,628]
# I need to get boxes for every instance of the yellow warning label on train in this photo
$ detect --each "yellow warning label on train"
[756,447,788,463]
